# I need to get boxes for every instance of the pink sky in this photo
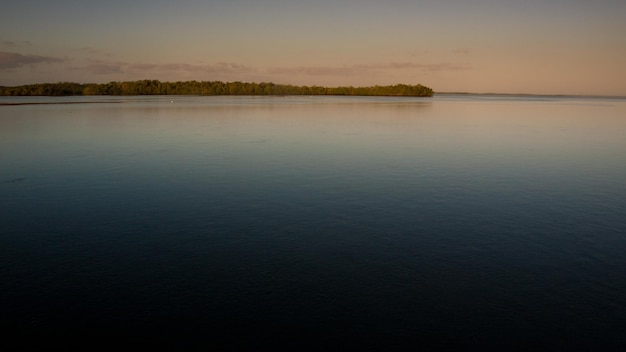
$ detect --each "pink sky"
[2,0,625,95]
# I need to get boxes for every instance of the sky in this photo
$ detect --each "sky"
[1,0,625,95]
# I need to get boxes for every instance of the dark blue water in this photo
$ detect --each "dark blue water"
[2,95,626,349]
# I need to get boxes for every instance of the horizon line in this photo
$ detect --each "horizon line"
[1,80,624,99]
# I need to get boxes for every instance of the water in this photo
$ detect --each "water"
[1,95,626,349]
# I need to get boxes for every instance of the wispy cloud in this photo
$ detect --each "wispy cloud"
[74,57,468,79]
[1,40,32,48]
[84,60,125,75]
[0,51,63,69]
[267,65,359,76]
[127,61,256,75]
[74,47,115,58]
[355,62,471,71]
[27,55,471,85]
[76,59,257,77]
[268,62,471,76]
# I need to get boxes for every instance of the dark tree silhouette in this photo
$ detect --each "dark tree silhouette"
[0,80,433,97]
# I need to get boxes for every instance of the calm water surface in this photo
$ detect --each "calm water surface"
[2,95,626,349]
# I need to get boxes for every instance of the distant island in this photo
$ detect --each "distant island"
[0,80,433,97]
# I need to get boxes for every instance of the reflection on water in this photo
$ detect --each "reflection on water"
[1,95,626,349]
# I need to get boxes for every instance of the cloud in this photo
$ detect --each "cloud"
[267,65,357,76]
[1,40,32,48]
[75,59,471,82]
[84,61,125,75]
[75,59,257,76]
[74,47,115,58]
[68,59,122,74]
[67,58,469,84]
[355,62,471,71]
[127,61,256,75]
[268,62,471,76]
[0,51,63,69]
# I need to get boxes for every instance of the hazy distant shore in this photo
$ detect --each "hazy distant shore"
[435,92,626,99]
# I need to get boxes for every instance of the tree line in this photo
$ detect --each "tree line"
[0,80,433,97]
